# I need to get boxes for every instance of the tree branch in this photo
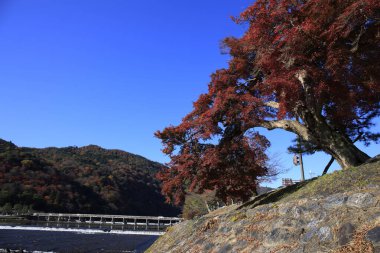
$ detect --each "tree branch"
[350,25,365,53]
[264,101,279,109]
[256,119,311,141]
[322,156,335,175]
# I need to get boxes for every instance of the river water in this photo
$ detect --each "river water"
[0,222,159,253]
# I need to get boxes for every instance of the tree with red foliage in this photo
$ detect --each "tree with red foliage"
[156,0,380,205]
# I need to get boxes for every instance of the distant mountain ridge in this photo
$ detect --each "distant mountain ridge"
[0,139,179,216]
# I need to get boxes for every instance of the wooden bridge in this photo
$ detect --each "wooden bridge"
[30,212,183,235]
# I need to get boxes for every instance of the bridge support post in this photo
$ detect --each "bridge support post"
[134,219,136,230]
[145,219,148,230]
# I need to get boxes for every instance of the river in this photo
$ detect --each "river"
[0,222,159,253]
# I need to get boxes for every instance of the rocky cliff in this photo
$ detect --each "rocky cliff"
[147,156,380,253]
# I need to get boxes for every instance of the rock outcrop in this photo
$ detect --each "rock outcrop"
[147,156,380,253]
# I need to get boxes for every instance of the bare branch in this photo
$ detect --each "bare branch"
[264,101,279,109]
[256,119,311,141]
[350,25,365,53]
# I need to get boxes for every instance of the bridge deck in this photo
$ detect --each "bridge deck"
[29,212,183,233]
[32,212,182,221]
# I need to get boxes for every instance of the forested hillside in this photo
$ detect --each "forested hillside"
[0,139,179,216]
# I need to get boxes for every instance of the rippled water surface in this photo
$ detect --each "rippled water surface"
[0,223,159,253]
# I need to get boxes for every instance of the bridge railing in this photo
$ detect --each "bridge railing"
[29,212,183,232]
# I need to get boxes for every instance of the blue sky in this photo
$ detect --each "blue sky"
[0,1,378,188]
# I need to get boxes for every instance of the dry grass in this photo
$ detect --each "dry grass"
[237,235,263,248]
[237,158,380,212]
[199,217,219,232]
[332,224,376,253]
[246,223,264,233]
[250,211,278,222]
[269,242,299,253]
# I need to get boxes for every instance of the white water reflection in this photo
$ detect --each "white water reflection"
[0,225,164,235]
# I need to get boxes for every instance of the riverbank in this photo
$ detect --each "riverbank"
[147,156,380,252]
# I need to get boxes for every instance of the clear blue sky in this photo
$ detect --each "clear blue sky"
[0,1,378,187]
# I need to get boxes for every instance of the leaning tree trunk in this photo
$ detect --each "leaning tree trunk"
[260,116,370,169]
[303,115,370,169]
[258,101,370,168]
[322,134,364,175]
[292,72,371,169]
[322,133,370,169]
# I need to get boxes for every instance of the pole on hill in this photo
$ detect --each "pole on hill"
[296,116,305,181]
[299,150,305,181]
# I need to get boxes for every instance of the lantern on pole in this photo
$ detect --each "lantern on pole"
[293,155,300,166]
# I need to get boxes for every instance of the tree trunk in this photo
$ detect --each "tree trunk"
[293,73,370,168]
[307,120,370,169]
[259,106,370,169]
[323,134,370,169]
